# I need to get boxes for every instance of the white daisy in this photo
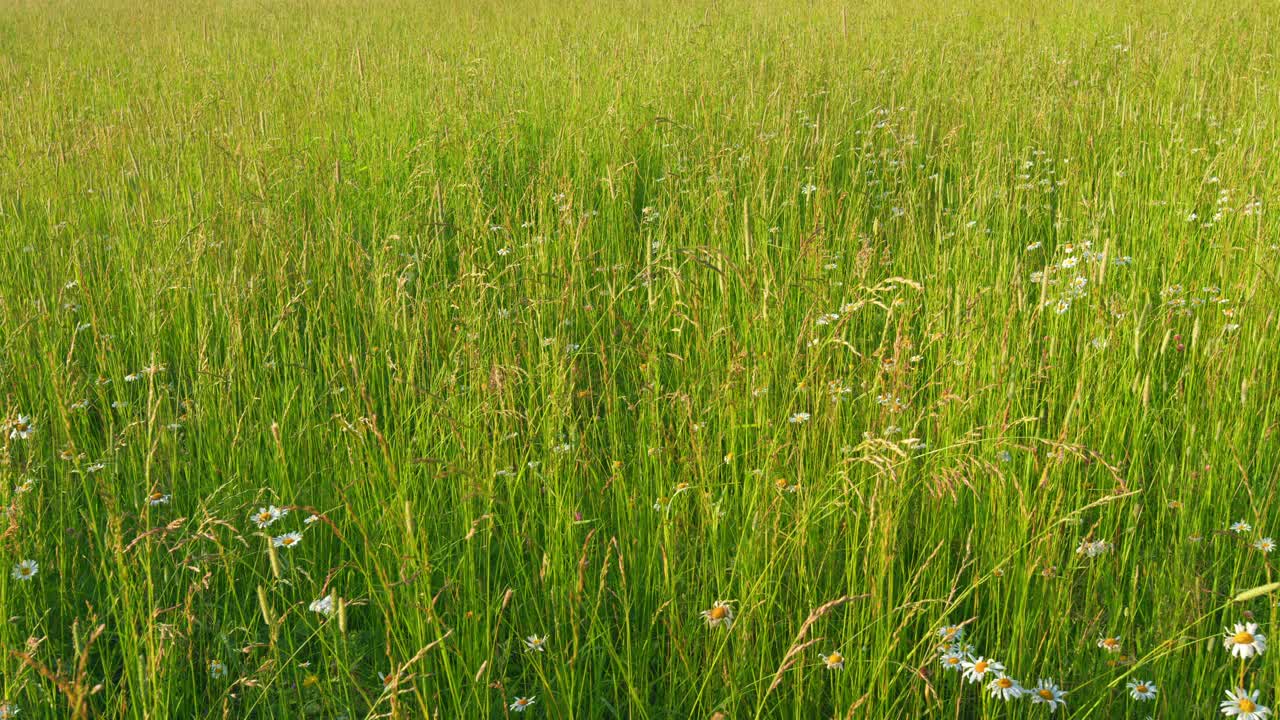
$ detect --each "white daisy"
[1030,679,1067,712]
[961,656,1004,684]
[939,649,966,672]
[251,505,285,528]
[1097,636,1122,654]
[309,595,335,617]
[10,560,37,581]
[8,415,34,440]
[523,635,547,652]
[821,650,844,670]
[1221,688,1271,719]
[987,673,1024,701]
[1232,520,1254,534]
[1224,623,1267,659]
[509,696,536,712]
[1128,680,1158,701]
[701,600,734,629]
[1254,538,1276,554]
[273,532,303,549]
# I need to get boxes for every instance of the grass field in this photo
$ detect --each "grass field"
[1,0,1279,716]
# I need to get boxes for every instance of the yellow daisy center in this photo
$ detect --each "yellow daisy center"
[1135,685,1147,693]
[1240,699,1257,712]
[827,653,842,664]
[974,660,988,673]
[282,537,296,545]
[1038,689,1054,700]
[997,677,1013,689]
[516,699,530,707]
[258,512,272,522]
[946,657,960,665]
[709,606,727,620]
[1234,632,1255,645]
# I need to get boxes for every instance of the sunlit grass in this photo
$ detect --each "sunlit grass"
[1,0,1279,717]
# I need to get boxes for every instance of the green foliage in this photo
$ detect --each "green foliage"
[0,0,1278,717]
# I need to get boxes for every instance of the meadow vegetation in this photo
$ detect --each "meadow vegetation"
[1,0,1279,716]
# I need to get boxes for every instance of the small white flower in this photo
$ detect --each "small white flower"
[987,673,1025,701]
[147,492,171,507]
[509,696,536,712]
[1232,520,1254,534]
[0,701,18,719]
[523,635,547,652]
[8,415,34,441]
[701,600,734,628]
[1030,679,1067,712]
[273,532,303,549]
[1224,623,1267,659]
[939,649,966,672]
[1127,680,1158,701]
[252,506,286,528]
[1255,538,1276,553]
[1221,688,1271,719]
[1097,636,1122,654]
[10,560,37,581]
[821,650,844,670]
[208,659,227,679]
[961,656,1003,683]
[788,412,811,424]
[309,595,335,617]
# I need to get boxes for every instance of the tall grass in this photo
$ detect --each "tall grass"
[1,0,1279,716]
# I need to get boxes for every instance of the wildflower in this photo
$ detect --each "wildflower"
[8,415,33,440]
[1076,539,1113,558]
[789,412,811,424]
[305,514,320,525]
[1128,680,1158,701]
[0,702,17,719]
[1232,520,1254,534]
[1097,636,1122,653]
[961,656,1003,683]
[938,625,964,643]
[509,696,536,712]
[987,673,1025,701]
[1221,688,1271,719]
[147,492,171,506]
[1224,623,1267,659]
[821,651,844,670]
[273,532,303,549]
[251,506,285,528]
[1256,538,1277,553]
[524,635,547,652]
[939,649,967,672]
[1030,679,1067,712]
[209,659,227,678]
[701,600,734,629]
[309,595,335,617]
[10,560,37,581]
